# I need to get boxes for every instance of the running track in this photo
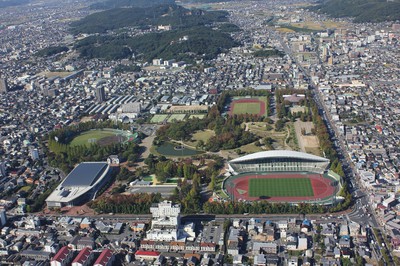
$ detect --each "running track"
[229,98,266,116]
[226,173,335,202]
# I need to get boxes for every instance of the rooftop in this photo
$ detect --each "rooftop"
[62,162,108,188]
[230,150,329,163]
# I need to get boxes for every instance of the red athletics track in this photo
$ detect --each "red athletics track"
[229,98,266,116]
[228,173,335,202]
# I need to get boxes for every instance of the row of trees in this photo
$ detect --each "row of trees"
[88,193,162,214]
[203,201,327,215]
[48,140,141,173]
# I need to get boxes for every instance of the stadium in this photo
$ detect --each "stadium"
[46,162,112,208]
[223,150,343,205]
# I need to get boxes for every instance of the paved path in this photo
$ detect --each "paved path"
[137,135,155,167]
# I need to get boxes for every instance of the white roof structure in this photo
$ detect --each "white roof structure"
[46,162,110,207]
[230,150,329,163]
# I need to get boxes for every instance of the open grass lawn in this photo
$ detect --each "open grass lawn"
[193,130,215,142]
[249,178,314,197]
[305,147,322,157]
[237,142,264,154]
[185,130,215,147]
[232,102,261,115]
[70,130,117,146]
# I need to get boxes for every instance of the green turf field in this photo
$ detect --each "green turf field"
[232,102,261,115]
[150,114,169,123]
[249,178,314,197]
[69,130,117,146]
[168,114,186,122]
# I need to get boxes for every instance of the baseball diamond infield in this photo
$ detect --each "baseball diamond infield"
[229,98,267,116]
[224,172,337,203]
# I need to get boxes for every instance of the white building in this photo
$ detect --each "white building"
[146,201,182,241]
[30,148,39,160]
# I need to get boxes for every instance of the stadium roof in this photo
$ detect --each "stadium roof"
[229,150,329,163]
[62,162,108,187]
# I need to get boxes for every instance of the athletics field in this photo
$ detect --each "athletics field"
[249,178,314,197]
[224,172,338,203]
[229,97,267,116]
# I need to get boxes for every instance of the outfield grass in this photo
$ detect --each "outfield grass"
[249,178,314,197]
[232,102,261,115]
[70,130,117,146]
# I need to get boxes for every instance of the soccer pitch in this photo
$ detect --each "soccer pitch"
[248,178,314,197]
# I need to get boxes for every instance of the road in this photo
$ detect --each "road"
[268,27,387,263]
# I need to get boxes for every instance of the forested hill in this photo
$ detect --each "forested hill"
[90,0,175,9]
[74,25,238,61]
[70,4,238,61]
[70,4,229,34]
[309,0,400,23]
[0,0,30,8]
[178,0,234,3]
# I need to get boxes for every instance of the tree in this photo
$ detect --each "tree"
[208,174,216,191]
[275,119,285,131]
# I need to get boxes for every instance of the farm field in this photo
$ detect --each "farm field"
[248,177,314,197]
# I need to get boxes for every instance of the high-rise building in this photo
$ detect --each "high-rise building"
[96,87,106,103]
[0,161,6,177]
[0,78,8,93]
[0,207,7,227]
[30,148,40,160]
